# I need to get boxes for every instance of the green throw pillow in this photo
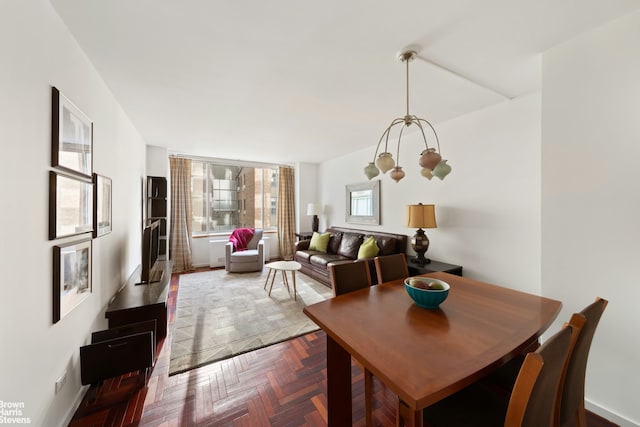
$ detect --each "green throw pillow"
[357,236,380,259]
[309,232,331,253]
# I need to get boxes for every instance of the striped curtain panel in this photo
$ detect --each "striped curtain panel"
[277,166,296,260]
[169,157,194,272]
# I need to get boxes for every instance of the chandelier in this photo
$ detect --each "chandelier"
[364,50,451,182]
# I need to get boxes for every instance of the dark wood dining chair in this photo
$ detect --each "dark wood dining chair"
[328,260,374,426]
[488,297,608,427]
[374,253,409,284]
[328,260,372,297]
[559,297,608,427]
[421,322,579,427]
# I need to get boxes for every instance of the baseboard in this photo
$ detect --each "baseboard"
[193,262,210,268]
[586,399,639,426]
[58,385,89,427]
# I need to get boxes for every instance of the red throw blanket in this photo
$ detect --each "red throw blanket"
[229,228,254,252]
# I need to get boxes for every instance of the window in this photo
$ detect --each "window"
[191,160,279,234]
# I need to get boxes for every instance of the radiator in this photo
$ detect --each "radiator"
[263,236,270,261]
[208,239,228,268]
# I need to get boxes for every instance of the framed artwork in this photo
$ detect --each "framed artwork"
[53,238,92,323]
[49,171,93,240]
[345,180,381,225]
[52,87,93,178]
[93,173,112,237]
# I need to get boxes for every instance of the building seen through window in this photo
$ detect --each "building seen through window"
[191,160,279,234]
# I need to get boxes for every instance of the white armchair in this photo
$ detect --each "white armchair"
[225,229,265,273]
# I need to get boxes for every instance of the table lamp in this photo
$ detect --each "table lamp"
[406,203,437,264]
[307,203,322,233]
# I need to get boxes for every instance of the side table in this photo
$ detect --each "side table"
[407,259,463,276]
[264,261,302,300]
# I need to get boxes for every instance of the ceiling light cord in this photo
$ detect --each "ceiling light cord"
[406,54,411,118]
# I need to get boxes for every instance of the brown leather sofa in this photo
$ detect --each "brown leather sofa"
[294,226,408,287]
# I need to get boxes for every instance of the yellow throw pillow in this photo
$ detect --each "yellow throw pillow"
[309,232,331,253]
[357,236,380,259]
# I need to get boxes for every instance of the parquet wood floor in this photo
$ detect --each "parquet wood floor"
[69,271,618,427]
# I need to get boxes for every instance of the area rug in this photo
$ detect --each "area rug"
[168,268,332,375]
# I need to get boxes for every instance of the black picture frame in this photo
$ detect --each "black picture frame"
[49,170,93,240]
[53,238,92,323]
[52,86,93,179]
[93,173,112,238]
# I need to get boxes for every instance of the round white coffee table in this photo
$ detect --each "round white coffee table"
[264,261,302,300]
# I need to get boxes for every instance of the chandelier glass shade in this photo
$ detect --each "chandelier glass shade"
[364,50,452,183]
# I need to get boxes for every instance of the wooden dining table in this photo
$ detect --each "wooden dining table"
[303,272,562,426]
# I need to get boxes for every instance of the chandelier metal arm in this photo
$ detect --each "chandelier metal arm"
[371,130,387,162]
[371,117,406,162]
[396,123,409,166]
[407,116,431,152]
[415,117,442,155]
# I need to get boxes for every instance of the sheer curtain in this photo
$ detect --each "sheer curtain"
[277,166,296,260]
[169,157,194,272]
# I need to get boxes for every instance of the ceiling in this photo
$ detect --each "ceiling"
[51,0,639,165]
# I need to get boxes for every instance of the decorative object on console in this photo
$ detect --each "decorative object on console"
[307,203,322,232]
[364,49,451,182]
[406,203,437,264]
[140,220,162,284]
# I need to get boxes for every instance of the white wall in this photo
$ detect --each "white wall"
[542,10,640,426]
[319,93,542,294]
[146,145,169,178]
[0,1,147,425]
[296,162,320,232]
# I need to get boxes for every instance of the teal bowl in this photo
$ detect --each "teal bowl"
[404,277,450,309]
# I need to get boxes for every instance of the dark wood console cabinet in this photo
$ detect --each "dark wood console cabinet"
[79,261,172,390]
[105,259,172,345]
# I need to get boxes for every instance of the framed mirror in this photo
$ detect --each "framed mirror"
[345,180,380,225]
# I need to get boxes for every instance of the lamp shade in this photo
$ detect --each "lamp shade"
[406,203,437,229]
[307,203,322,216]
